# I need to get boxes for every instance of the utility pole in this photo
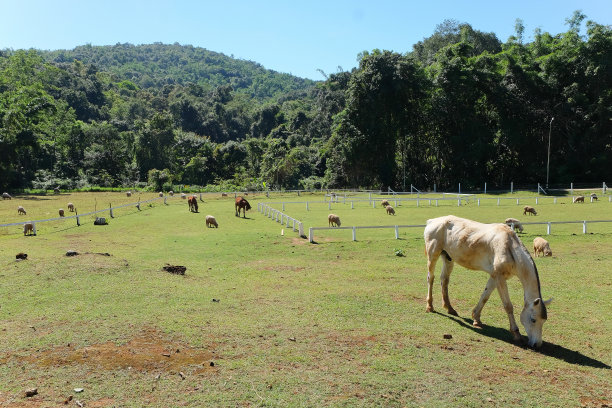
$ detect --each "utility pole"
[546,117,554,189]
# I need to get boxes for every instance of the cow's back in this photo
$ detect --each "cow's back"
[425,215,516,273]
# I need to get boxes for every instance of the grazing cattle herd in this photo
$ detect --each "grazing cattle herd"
[7,188,612,349]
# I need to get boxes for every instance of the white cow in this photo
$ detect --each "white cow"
[424,215,551,348]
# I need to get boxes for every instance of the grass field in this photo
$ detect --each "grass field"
[1,191,611,407]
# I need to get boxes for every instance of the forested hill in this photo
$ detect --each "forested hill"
[41,43,317,102]
[1,14,611,193]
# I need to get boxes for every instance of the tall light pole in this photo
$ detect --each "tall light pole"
[546,117,554,189]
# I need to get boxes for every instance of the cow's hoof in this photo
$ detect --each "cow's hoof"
[472,321,483,329]
[426,305,434,313]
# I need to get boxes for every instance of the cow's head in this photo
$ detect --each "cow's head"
[520,298,552,348]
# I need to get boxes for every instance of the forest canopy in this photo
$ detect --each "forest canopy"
[1,14,610,192]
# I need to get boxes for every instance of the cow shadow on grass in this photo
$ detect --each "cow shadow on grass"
[434,311,610,369]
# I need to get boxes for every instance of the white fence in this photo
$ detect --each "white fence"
[0,195,174,235]
[257,203,305,237]
[261,192,609,212]
[308,224,425,243]
[308,219,612,243]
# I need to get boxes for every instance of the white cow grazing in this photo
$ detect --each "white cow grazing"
[424,215,551,348]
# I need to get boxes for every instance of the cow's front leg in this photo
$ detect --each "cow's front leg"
[496,278,521,342]
[472,276,496,328]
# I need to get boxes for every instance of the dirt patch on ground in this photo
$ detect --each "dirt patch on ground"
[580,396,612,408]
[291,237,308,245]
[21,328,213,373]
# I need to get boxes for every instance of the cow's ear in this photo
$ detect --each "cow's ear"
[544,298,553,306]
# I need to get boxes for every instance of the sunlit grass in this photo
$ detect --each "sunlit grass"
[0,191,610,407]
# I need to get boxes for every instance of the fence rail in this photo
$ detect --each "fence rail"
[308,219,612,243]
[0,195,172,235]
[257,203,305,237]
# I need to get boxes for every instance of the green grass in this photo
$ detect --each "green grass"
[0,191,611,407]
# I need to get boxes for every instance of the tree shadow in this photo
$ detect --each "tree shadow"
[17,196,54,201]
[434,311,610,369]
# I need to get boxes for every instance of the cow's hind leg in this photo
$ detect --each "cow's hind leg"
[425,243,441,313]
[472,276,496,327]
[440,256,458,316]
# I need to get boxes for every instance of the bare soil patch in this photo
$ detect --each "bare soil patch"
[19,328,213,372]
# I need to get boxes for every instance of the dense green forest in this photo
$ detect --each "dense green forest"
[1,12,611,192]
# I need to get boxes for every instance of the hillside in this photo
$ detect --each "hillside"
[41,43,317,102]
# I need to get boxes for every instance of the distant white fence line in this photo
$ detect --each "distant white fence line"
[0,195,176,235]
[308,219,612,243]
[261,193,608,212]
[257,203,305,237]
[254,188,612,243]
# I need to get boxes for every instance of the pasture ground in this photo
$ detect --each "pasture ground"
[0,191,611,407]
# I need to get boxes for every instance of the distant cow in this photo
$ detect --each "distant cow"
[590,193,598,201]
[328,214,341,227]
[235,196,251,218]
[205,215,218,228]
[504,218,524,233]
[386,205,395,215]
[523,206,537,216]
[17,206,26,215]
[188,196,198,213]
[59,209,65,217]
[23,222,34,236]
[67,202,75,212]
[573,196,585,203]
[533,237,552,257]
[2,192,11,200]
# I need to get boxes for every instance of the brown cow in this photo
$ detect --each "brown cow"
[188,196,198,213]
[523,206,537,216]
[23,222,34,236]
[235,196,251,218]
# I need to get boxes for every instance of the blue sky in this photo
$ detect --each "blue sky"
[1,1,610,80]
